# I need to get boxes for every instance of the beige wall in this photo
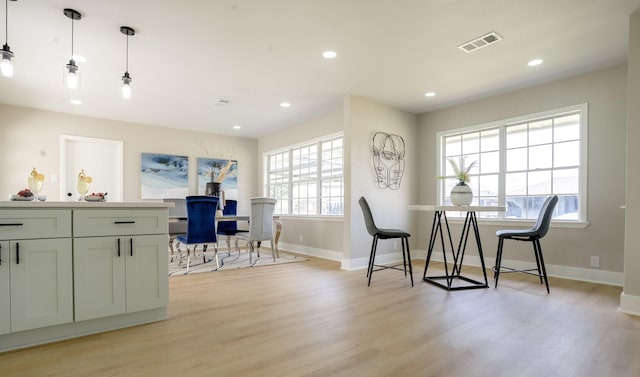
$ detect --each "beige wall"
[623,8,640,312]
[417,65,628,275]
[0,104,258,210]
[0,49,634,288]
[258,110,345,259]
[345,95,418,269]
[258,96,419,268]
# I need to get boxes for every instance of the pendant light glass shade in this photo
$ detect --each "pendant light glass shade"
[121,71,132,99]
[64,59,80,89]
[2,0,17,78]
[63,8,81,89]
[0,44,13,77]
[120,26,135,99]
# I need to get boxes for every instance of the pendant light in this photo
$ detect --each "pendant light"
[63,8,81,89]
[120,26,134,99]
[1,0,17,78]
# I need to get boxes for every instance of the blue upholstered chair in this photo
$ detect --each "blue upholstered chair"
[358,196,413,287]
[234,197,277,265]
[493,195,558,293]
[216,199,248,258]
[174,196,220,273]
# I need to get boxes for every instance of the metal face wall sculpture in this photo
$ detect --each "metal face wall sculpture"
[371,132,405,190]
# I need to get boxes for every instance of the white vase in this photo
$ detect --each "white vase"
[450,182,473,205]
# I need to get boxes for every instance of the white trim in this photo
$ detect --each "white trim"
[263,131,344,155]
[415,249,623,286]
[619,292,640,316]
[442,218,590,229]
[264,132,344,216]
[279,242,343,262]
[279,215,344,222]
[435,103,588,223]
[340,251,404,271]
[59,135,124,202]
[284,244,624,287]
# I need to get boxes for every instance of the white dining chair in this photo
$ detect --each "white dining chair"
[234,197,277,265]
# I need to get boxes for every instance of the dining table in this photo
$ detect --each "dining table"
[168,215,282,257]
[409,204,506,291]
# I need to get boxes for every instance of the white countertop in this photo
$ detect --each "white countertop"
[0,201,173,208]
[409,204,506,212]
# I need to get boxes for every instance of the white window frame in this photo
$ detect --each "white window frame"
[436,103,588,224]
[264,132,344,217]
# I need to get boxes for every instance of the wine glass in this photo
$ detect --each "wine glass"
[27,174,44,201]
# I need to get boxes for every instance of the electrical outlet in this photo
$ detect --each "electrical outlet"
[393,241,398,250]
[590,256,600,268]
[298,234,303,243]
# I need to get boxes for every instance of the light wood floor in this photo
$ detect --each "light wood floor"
[2,255,640,377]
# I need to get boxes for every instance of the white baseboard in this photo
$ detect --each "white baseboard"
[277,244,624,287]
[418,249,623,287]
[619,292,640,315]
[278,242,343,262]
[340,252,400,271]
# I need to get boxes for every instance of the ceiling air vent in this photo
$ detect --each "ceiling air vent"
[458,31,502,53]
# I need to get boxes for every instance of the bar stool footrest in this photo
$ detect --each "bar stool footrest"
[423,275,488,290]
[493,266,543,277]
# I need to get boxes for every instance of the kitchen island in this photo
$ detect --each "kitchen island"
[0,201,171,352]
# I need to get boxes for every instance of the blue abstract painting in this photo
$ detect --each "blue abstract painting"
[197,158,238,199]
[141,153,188,199]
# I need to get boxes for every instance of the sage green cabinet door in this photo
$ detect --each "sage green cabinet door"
[74,237,126,322]
[0,241,9,335]
[75,234,168,319]
[125,234,169,313]
[10,239,73,333]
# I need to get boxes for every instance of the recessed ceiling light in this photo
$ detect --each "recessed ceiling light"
[424,92,436,97]
[233,125,241,130]
[528,58,543,67]
[280,102,291,108]
[70,99,82,105]
[72,55,87,63]
[322,51,337,59]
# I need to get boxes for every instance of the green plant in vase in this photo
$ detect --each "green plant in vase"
[438,157,476,205]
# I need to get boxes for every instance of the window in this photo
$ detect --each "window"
[437,104,587,222]
[266,134,343,216]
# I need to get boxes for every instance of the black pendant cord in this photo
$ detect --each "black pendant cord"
[125,34,129,72]
[4,0,8,45]
[70,17,74,57]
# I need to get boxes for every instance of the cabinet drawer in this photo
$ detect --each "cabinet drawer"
[73,209,168,237]
[0,210,72,240]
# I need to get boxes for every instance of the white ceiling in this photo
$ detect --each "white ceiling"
[1,0,639,138]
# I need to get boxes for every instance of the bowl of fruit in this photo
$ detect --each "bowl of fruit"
[84,192,107,202]
[10,188,35,201]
